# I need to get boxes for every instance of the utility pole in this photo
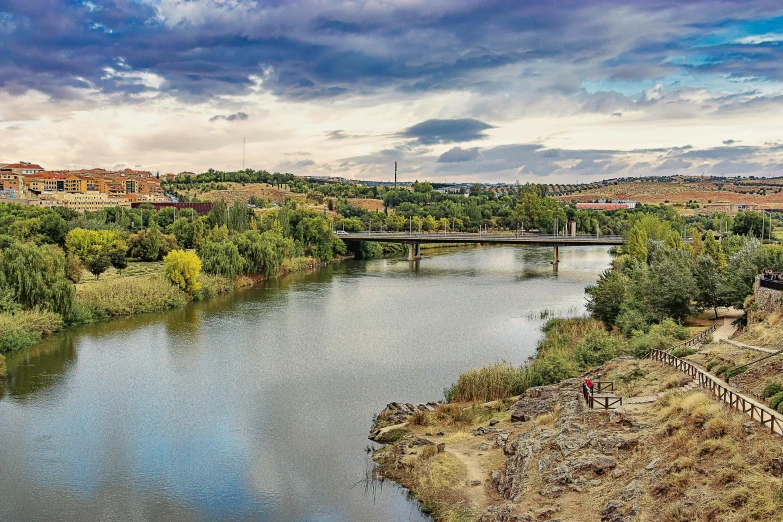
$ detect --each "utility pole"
[394,161,397,190]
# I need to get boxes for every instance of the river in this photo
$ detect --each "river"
[0,245,612,521]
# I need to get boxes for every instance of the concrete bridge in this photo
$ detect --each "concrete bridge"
[338,232,625,271]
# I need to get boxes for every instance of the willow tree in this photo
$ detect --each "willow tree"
[0,242,74,316]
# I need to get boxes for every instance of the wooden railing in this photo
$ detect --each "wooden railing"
[651,348,783,436]
[666,322,719,353]
[595,381,614,392]
[590,396,623,410]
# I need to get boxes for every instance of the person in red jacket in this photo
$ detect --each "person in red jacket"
[584,378,595,396]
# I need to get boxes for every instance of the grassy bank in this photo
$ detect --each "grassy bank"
[0,255,334,356]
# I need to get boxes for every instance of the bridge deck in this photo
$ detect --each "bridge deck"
[337,233,624,246]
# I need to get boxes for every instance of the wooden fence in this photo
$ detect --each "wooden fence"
[590,396,623,410]
[666,322,719,353]
[595,381,614,392]
[651,348,783,436]
[581,381,622,409]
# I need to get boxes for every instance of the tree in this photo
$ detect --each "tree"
[703,231,727,271]
[0,242,74,316]
[170,217,194,248]
[733,211,764,238]
[199,240,244,278]
[86,254,111,280]
[693,255,726,318]
[644,249,697,321]
[585,269,628,325]
[164,250,202,293]
[107,240,128,274]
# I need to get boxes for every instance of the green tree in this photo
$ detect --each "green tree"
[703,230,727,271]
[164,250,202,293]
[644,249,696,321]
[199,240,244,278]
[86,254,111,280]
[0,243,74,315]
[733,211,764,237]
[693,255,725,318]
[585,269,628,325]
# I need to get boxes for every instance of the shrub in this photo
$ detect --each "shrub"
[724,366,748,381]
[0,353,5,378]
[164,250,202,293]
[193,274,233,301]
[671,347,697,358]
[713,365,730,378]
[573,329,627,367]
[0,309,64,351]
[761,382,783,399]
[705,360,720,371]
[770,392,783,410]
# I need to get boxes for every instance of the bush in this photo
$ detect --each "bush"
[713,365,730,378]
[0,310,64,351]
[193,274,233,301]
[573,329,627,367]
[761,382,783,399]
[0,353,5,378]
[706,360,720,371]
[724,366,748,381]
[777,402,783,415]
[671,346,697,358]
[769,392,783,410]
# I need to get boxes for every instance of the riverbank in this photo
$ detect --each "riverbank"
[0,254,349,357]
[369,317,783,521]
[370,357,783,521]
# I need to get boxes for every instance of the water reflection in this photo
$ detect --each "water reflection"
[0,246,612,521]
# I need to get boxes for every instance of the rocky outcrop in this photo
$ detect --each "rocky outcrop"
[479,379,646,521]
[369,401,440,440]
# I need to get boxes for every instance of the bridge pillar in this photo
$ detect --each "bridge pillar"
[408,241,421,261]
[552,245,559,272]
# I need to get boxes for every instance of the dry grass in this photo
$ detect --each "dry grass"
[374,441,476,521]
[0,309,64,352]
[735,312,783,349]
[650,390,783,521]
[75,274,188,316]
[446,362,520,403]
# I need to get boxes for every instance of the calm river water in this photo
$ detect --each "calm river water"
[0,245,612,521]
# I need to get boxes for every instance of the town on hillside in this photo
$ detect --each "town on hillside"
[0,161,194,213]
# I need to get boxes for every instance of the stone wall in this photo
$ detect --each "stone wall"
[749,277,783,325]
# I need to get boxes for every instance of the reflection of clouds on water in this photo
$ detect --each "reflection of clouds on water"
[0,245,612,521]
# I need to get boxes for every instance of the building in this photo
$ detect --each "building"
[0,172,23,193]
[24,172,66,193]
[58,192,131,212]
[576,200,637,211]
[0,162,44,175]
[64,175,89,193]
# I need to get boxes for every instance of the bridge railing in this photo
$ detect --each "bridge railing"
[650,348,783,436]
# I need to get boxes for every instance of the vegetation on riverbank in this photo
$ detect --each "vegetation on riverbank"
[0,198,348,356]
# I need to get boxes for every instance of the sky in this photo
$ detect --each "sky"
[4,1,783,183]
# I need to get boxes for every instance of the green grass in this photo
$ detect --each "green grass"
[77,260,164,284]
[75,274,188,317]
[0,309,64,352]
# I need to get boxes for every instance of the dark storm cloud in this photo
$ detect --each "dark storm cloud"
[209,112,248,122]
[400,119,494,145]
[3,0,783,104]
[438,147,481,163]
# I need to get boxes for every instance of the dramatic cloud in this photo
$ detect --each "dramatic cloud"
[209,112,249,122]
[4,1,783,180]
[400,119,494,145]
[438,147,480,163]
